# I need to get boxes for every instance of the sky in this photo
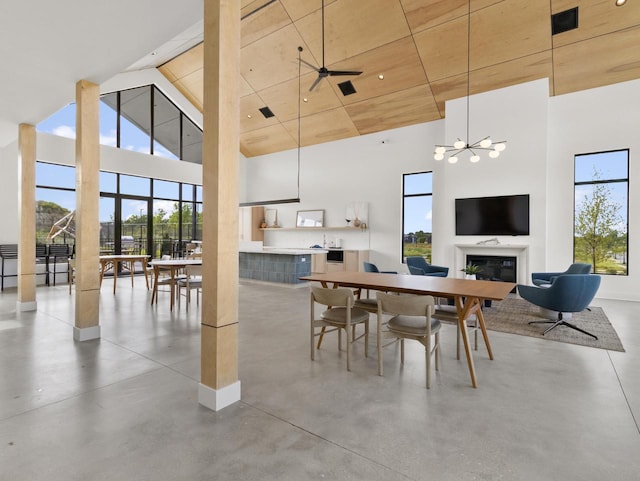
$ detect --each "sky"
[37,103,628,236]
[36,101,182,222]
[403,172,433,234]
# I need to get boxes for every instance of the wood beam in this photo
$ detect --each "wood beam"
[74,80,101,342]
[199,0,242,411]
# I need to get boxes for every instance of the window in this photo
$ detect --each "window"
[35,162,202,257]
[402,172,433,262]
[38,86,201,163]
[574,150,628,275]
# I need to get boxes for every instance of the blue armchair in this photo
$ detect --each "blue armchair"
[406,256,449,277]
[517,274,601,339]
[531,263,591,287]
[363,261,397,274]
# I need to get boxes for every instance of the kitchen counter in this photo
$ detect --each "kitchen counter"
[239,248,326,284]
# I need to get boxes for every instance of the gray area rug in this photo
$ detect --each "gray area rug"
[481,297,625,352]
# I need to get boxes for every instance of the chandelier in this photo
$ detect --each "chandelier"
[433,0,506,164]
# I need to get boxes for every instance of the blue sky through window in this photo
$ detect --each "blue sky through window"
[403,172,433,233]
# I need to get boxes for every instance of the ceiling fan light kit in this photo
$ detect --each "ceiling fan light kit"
[301,0,362,91]
[434,0,507,164]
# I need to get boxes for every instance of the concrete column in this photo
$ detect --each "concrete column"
[74,80,101,342]
[17,124,37,312]
[198,0,241,411]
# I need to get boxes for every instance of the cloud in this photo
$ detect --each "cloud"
[153,200,176,219]
[100,129,117,147]
[52,125,76,139]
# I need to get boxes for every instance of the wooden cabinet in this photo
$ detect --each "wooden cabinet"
[239,206,264,242]
[312,250,368,274]
[311,253,327,274]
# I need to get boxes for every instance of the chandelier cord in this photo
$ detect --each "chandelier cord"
[466,0,471,148]
[297,46,302,199]
[432,0,506,164]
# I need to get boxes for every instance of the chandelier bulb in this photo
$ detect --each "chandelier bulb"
[489,150,500,158]
[434,153,444,161]
[448,156,458,164]
[470,154,480,163]
[479,138,492,148]
[435,146,446,155]
[495,142,506,152]
[454,140,465,149]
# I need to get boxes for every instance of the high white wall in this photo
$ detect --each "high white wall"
[0,141,19,244]
[245,78,639,301]
[36,133,203,184]
[244,121,443,271]
[432,79,549,284]
[548,79,640,301]
[1,77,638,300]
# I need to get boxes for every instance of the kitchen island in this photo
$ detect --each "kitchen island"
[239,247,327,284]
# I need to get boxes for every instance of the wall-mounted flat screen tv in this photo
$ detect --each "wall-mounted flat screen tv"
[455,194,530,236]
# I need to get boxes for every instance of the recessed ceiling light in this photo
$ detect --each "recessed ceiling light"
[150,51,157,56]
[378,74,384,80]
[615,0,626,5]
[303,98,308,102]
[247,114,252,119]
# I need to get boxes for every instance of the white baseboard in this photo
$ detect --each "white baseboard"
[16,300,37,312]
[73,325,101,341]
[198,381,241,411]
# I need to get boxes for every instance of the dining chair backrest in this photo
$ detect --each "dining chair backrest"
[311,286,354,308]
[185,264,203,278]
[377,292,435,321]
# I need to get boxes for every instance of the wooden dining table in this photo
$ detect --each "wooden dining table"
[149,258,203,311]
[99,254,150,295]
[299,271,515,388]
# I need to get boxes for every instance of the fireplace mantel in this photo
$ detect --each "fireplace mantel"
[454,244,529,285]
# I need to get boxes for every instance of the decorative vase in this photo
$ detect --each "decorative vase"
[465,274,476,280]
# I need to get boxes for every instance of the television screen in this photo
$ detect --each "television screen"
[455,194,530,236]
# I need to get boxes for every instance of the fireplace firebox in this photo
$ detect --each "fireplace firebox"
[466,255,517,293]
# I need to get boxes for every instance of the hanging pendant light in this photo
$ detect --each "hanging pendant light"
[433,0,506,163]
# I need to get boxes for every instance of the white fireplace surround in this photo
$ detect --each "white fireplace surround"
[454,244,529,285]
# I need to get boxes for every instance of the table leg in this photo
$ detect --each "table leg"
[99,260,106,286]
[455,296,478,388]
[112,259,118,295]
[316,281,330,349]
[475,302,494,360]
[170,266,176,311]
[142,258,149,289]
[151,266,159,305]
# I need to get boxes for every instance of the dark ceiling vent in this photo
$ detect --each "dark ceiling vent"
[259,106,275,118]
[337,80,357,96]
[552,7,579,35]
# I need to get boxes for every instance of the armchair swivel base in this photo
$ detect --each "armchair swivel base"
[517,273,601,341]
[528,311,597,340]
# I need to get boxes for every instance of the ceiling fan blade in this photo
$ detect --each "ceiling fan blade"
[309,75,323,92]
[327,70,363,76]
[299,58,320,72]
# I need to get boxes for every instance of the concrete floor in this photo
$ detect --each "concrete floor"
[0,279,639,480]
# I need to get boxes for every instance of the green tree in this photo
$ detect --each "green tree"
[575,173,623,272]
[36,200,72,241]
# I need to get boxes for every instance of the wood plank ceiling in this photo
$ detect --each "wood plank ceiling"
[158,0,640,158]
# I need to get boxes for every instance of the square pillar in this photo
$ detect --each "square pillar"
[199,0,241,411]
[74,80,101,342]
[17,124,37,312]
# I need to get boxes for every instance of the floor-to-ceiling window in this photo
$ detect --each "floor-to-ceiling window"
[402,171,433,262]
[574,149,628,275]
[36,162,201,260]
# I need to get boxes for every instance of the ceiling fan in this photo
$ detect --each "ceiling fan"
[300,0,362,91]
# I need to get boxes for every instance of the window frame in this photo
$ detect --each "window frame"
[573,148,629,276]
[401,171,433,263]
